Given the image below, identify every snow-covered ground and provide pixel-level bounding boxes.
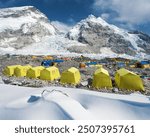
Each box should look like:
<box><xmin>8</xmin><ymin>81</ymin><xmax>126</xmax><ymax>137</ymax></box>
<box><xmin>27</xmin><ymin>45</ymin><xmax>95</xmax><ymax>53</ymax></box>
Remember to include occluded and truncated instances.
<box><xmin>0</xmin><ymin>34</ymin><xmax>143</xmax><ymax>60</ymax></box>
<box><xmin>0</xmin><ymin>84</ymin><xmax>150</xmax><ymax>120</ymax></box>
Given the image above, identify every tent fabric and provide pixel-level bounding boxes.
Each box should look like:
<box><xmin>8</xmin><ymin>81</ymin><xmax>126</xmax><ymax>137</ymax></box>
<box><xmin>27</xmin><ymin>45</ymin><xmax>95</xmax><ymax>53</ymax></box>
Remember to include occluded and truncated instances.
<box><xmin>136</xmin><ymin>61</ymin><xmax>150</xmax><ymax>68</ymax></box>
<box><xmin>14</xmin><ymin>65</ymin><xmax>32</xmax><ymax>77</ymax></box>
<box><xmin>26</xmin><ymin>66</ymin><xmax>44</xmax><ymax>78</ymax></box>
<box><xmin>3</xmin><ymin>65</ymin><xmax>21</xmax><ymax>76</ymax></box>
<box><xmin>140</xmin><ymin>61</ymin><xmax>149</xmax><ymax>65</ymax></box>
<box><xmin>141</xmin><ymin>64</ymin><xmax>150</xmax><ymax>68</ymax></box>
<box><xmin>92</xmin><ymin>68</ymin><xmax>112</xmax><ymax>89</ymax></box>
<box><xmin>115</xmin><ymin>68</ymin><xmax>144</xmax><ymax>91</ymax></box>
<box><xmin>60</xmin><ymin>67</ymin><xmax>81</xmax><ymax>85</ymax></box>
<box><xmin>40</xmin><ymin>67</ymin><xmax>60</xmax><ymax>81</ymax></box>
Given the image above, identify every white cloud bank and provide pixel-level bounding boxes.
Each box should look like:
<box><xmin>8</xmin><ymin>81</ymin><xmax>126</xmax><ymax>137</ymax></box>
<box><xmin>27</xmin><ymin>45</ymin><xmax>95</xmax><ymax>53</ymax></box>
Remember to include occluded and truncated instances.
<box><xmin>93</xmin><ymin>0</ymin><xmax>150</xmax><ymax>25</ymax></box>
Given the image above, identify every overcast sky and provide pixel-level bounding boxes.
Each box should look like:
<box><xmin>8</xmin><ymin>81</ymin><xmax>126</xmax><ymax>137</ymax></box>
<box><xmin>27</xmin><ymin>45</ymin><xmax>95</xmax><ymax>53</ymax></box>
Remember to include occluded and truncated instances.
<box><xmin>0</xmin><ymin>0</ymin><xmax>150</xmax><ymax>34</ymax></box>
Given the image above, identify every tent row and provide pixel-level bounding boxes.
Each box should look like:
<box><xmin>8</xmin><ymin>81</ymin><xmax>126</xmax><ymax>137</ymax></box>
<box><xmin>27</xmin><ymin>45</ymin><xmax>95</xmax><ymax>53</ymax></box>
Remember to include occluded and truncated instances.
<box><xmin>95</xmin><ymin>68</ymin><xmax>144</xmax><ymax>91</ymax></box>
<box><xmin>3</xmin><ymin>65</ymin><xmax>60</xmax><ymax>81</ymax></box>
<box><xmin>3</xmin><ymin>65</ymin><xmax>80</xmax><ymax>84</ymax></box>
<box><xmin>3</xmin><ymin>65</ymin><xmax>144</xmax><ymax>91</ymax></box>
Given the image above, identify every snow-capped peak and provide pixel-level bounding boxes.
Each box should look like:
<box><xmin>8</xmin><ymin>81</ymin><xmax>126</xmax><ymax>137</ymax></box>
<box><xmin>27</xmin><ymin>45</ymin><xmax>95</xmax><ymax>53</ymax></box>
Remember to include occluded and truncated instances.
<box><xmin>67</xmin><ymin>15</ymin><xmax>150</xmax><ymax>58</ymax></box>
<box><xmin>81</xmin><ymin>15</ymin><xmax>142</xmax><ymax>52</ymax></box>
<box><xmin>0</xmin><ymin>5</ymin><xmax>34</xmax><ymax>11</ymax></box>
<box><xmin>85</xmin><ymin>14</ymin><xmax>109</xmax><ymax>26</ymax></box>
<box><xmin>0</xmin><ymin>6</ymin><xmax>149</xmax><ymax>59</ymax></box>
<box><xmin>0</xmin><ymin>6</ymin><xmax>58</xmax><ymax>48</ymax></box>
<box><xmin>77</xmin><ymin>14</ymin><xmax>110</xmax><ymax>28</ymax></box>
<box><xmin>0</xmin><ymin>6</ymin><xmax>57</xmax><ymax>35</ymax></box>
<box><xmin>67</xmin><ymin>15</ymin><xmax>111</xmax><ymax>40</ymax></box>
<box><xmin>0</xmin><ymin>6</ymin><xmax>41</xmax><ymax>18</ymax></box>
<box><xmin>85</xmin><ymin>14</ymin><xmax>97</xmax><ymax>21</ymax></box>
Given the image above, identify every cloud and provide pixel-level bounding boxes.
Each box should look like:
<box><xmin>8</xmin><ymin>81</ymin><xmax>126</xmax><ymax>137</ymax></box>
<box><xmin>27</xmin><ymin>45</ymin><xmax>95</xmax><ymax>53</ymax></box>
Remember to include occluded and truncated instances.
<box><xmin>51</xmin><ymin>21</ymin><xmax>72</xmax><ymax>33</ymax></box>
<box><xmin>93</xmin><ymin>0</ymin><xmax>150</xmax><ymax>25</ymax></box>
<box><xmin>67</xmin><ymin>17</ymin><xmax>76</xmax><ymax>25</ymax></box>
<box><xmin>101</xmin><ymin>13</ymin><xmax>110</xmax><ymax>20</ymax></box>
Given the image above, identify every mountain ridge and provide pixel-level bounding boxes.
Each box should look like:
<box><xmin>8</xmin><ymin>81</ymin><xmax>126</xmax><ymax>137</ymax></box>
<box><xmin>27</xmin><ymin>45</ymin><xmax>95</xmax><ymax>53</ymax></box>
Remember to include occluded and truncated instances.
<box><xmin>0</xmin><ymin>6</ymin><xmax>149</xmax><ymax>59</ymax></box>
<box><xmin>0</xmin><ymin>6</ymin><xmax>57</xmax><ymax>50</ymax></box>
<box><xmin>67</xmin><ymin>14</ymin><xmax>150</xmax><ymax>57</ymax></box>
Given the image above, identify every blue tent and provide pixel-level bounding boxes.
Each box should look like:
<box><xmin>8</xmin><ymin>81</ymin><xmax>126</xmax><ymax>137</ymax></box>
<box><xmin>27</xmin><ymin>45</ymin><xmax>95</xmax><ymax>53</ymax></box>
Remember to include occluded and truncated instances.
<box><xmin>41</xmin><ymin>59</ymin><xmax>64</xmax><ymax>67</ymax></box>
<box><xmin>140</xmin><ymin>60</ymin><xmax>149</xmax><ymax>65</ymax></box>
<box><xmin>85</xmin><ymin>62</ymin><xmax>97</xmax><ymax>66</ymax></box>
<box><xmin>41</xmin><ymin>60</ymin><xmax>53</xmax><ymax>67</ymax></box>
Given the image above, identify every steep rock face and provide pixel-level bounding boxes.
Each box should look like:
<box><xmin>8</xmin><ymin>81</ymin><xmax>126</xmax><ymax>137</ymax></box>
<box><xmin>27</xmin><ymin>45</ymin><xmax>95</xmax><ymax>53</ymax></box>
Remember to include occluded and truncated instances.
<box><xmin>67</xmin><ymin>15</ymin><xmax>150</xmax><ymax>56</ymax></box>
<box><xmin>128</xmin><ymin>31</ymin><xmax>150</xmax><ymax>54</ymax></box>
<box><xmin>0</xmin><ymin>6</ymin><xmax>57</xmax><ymax>49</ymax></box>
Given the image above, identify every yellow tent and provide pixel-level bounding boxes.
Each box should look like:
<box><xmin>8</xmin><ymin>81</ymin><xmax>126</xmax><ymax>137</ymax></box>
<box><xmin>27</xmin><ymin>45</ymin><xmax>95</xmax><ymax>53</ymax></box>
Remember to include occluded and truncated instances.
<box><xmin>115</xmin><ymin>68</ymin><xmax>144</xmax><ymax>91</ymax></box>
<box><xmin>141</xmin><ymin>64</ymin><xmax>150</xmax><ymax>69</ymax></box>
<box><xmin>14</xmin><ymin>65</ymin><xmax>32</xmax><ymax>77</ymax></box>
<box><xmin>40</xmin><ymin>66</ymin><xmax>60</xmax><ymax>81</ymax></box>
<box><xmin>3</xmin><ymin>65</ymin><xmax>21</xmax><ymax>76</ymax></box>
<box><xmin>26</xmin><ymin>66</ymin><xmax>44</xmax><ymax>78</ymax></box>
<box><xmin>92</xmin><ymin>68</ymin><xmax>112</xmax><ymax>89</ymax></box>
<box><xmin>60</xmin><ymin>67</ymin><xmax>81</xmax><ymax>85</ymax></box>
<box><xmin>43</xmin><ymin>55</ymin><xmax>53</xmax><ymax>60</ymax></box>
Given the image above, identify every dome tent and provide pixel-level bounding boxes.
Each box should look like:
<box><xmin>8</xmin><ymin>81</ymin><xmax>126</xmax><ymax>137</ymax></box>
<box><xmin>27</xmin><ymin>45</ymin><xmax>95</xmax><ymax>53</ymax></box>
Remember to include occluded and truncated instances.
<box><xmin>40</xmin><ymin>66</ymin><xmax>60</xmax><ymax>81</ymax></box>
<box><xmin>92</xmin><ymin>68</ymin><xmax>112</xmax><ymax>89</ymax></box>
<box><xmin>115</xmin><ymin>68</ymin><xmax>144</xmax><ymax>91</ymax></box>
<box><xmin>60</xmin><ymin>67</ymin><xmax>81</xmax><ymax>85</ymax></box>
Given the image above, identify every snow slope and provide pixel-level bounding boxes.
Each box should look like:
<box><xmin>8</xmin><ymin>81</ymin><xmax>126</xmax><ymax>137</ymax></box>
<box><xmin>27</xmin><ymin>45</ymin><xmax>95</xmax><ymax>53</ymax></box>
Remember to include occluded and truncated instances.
<box><xmin>0</xmin><ymin>84</ymin><xmax>150</xmax><ymax>120</ymax></box>
<box><xmin>0</xmin><ymin>35</ymin><xmax>87</xmax><ymax>56</ymax></box>
<box><xmin>0</xmin><ymin>6</ymin><xmax>56</xmax><ymax>34</ymax></box>
<box><xmin>67</xmin><ymin>15</ymin><xmax>150</xmax><ymax>58</ymax></box>
<box><xmin>0</xmin><ymin>7</ymin><xmax>149</xmax><ymax>60</ymax></box>
<box><xmin>0</xmin><ymin>6</ymin><xmax>57</xmax><ymax>52</ymax></box>
<box><xmin>68</xmin><ymin>15</ymin><xmax>142</xmax><ymax>51</ymax></box>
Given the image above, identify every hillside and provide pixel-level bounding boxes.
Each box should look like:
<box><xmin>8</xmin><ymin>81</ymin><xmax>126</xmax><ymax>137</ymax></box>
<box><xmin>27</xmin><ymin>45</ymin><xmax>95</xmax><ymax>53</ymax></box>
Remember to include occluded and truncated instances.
<box><xmin>0</xmin><ymin>84</ymin><xmax>150</xmax><ymax>120</ymax></box>
<box><xmin>67</xmin><ymin>15</ymin><xmax>150</xmax><ymax>57</ymax></box>
<box><xmin>0</xmin><ymin>6</ymin><xmax>149</xmax><ymax>59</ymax></box>
<box><xmin>0</xmin><ymin>6</ymin><xmax>57</xmax><ymax>52</ymax></box>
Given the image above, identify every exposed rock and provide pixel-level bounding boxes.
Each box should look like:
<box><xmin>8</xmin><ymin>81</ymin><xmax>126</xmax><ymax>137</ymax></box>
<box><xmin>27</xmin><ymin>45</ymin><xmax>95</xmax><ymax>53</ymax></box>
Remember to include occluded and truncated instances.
<box><xmin>112</xmin><ymin>88</ymin><xmax>119</xmax><ymax>93</ymax></box>
<box><xmin>0</xmin><ymin>76</ymin><xmax>4</xmax><ymax>84</ymax></box>
<box><xmin>67</xmin><ymin>15</ymin><xmax>150</xmax><ymax>56</ymax></box>
<box><xmin>0</xmin><ymin>6</ymin><xmax>57</xmax><ymax>50</ymax></box>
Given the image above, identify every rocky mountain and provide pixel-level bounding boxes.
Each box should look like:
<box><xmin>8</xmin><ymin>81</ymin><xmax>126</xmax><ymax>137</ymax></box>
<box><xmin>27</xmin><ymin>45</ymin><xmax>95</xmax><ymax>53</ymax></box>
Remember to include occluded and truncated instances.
<box><xmin>0</xmin><ymin>6</ymin><xmax>149</xmax><ymax>59</ymax></box>
<box><xmin>0</xmin><ymin>6</ymin><xmax>57</xmax><ymax>50</ymax></box>
<box><xmin>0</xmin><ymin>6</ymin><xmax>87</xmax><ymax>55</ymax></box>
<box><xmin>67</xmin><ymin>15</ymin><xmax>150</xmax><ymax>57</ymax></box>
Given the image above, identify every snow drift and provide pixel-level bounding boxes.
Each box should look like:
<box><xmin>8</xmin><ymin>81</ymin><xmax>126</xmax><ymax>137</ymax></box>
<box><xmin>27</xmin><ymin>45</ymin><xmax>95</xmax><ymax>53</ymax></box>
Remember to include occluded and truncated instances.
<box><xmin>0</xmin><ymin>84</ymin><xmax>150</xmax><ymax>120</ymax></box>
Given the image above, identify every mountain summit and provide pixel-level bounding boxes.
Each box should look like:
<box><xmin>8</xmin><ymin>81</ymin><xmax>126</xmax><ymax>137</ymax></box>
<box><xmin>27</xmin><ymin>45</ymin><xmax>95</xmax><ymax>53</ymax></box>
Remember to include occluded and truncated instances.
<box><xmin>0</xmin><ymin>6</ymin><xmax>57</xmax><ymax>50</ymax></box>
<box><xmin>0</xmin><ymin>7</ymin><xmax>149</xmax><ymax>59</ymax></box>
<box><xmin>67</xmin><ymin>15</ymin><xmax>150</xmax><ymax>57</ymax></box>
